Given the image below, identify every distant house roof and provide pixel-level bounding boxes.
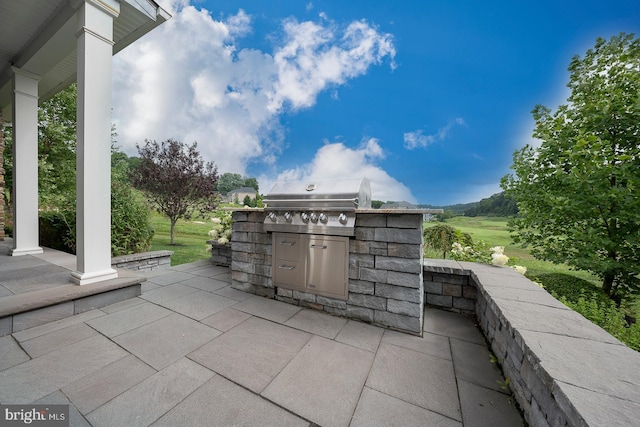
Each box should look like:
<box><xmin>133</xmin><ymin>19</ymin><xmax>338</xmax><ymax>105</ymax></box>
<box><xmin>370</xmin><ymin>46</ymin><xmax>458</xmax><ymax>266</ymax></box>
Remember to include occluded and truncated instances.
<box><xmin>380</xmin><ymin>201</ymin><xmax>418</xmax><ymax>209</ymax></box>
<box><xmin>228</xmin><ymin>187</ymin><xmax>257</xmax><ymax>195</ymax></box>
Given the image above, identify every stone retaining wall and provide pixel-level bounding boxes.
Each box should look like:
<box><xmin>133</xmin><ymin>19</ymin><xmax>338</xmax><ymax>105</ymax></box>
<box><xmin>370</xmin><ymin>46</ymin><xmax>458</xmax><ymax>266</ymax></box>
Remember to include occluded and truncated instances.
<box><xmin>111</xmin><ymin>250</ymin><xmax>173</xmax><ymax>272</ymax></box>
<box><xmin>0</xmin><ymin>114</ymin><xmax>5</xmax><ymax>241</ymax></box>
<box><xmin>424</xmin><ymin>259</ymin><xmax>640</xmax><ymax>427</ymax></box>
<box><xmin>208</xmin><ymin>240</ymin><xmax>232</xmax><ymax>266</ymax></box>
<box><xmin>229</xmin><ymin>210</ymin><xmax>424</xmax><ymax>334</ymax></box>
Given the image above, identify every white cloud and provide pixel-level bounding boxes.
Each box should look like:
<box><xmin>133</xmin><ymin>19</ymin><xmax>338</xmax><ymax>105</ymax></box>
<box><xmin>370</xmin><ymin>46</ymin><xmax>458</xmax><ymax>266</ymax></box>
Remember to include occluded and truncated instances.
<box><xmin>112</xmin><ymin>1</ymin><xmax>396</xmax><ymax>181</ymax></box>
<box><xmin>403</xmin><ymin>118</ymin><xmax>465</xmax><ymax>150</ymax></box>
<box><xmin>259</xmin><ymin>138</ymin><xmax>416</xmax><ymax>203</ymax></box>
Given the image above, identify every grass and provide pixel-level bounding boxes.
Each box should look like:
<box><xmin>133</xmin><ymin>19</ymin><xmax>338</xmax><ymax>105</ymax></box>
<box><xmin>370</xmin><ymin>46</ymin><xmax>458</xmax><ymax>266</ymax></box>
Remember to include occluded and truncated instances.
<box><xmin>424</xmin><ymin>216</ymin><xmax>600</xmax><ymax>285</ymax></box>
<box><xmin>148</xmin><ymin>211</ymin><xmax>213</xmax><ymax>266</ymax></box>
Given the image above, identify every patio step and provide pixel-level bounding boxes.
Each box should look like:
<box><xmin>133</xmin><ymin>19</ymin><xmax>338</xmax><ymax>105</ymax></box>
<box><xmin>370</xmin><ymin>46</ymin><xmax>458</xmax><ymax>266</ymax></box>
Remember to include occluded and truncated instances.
<box><xmin>0</xmin><ymin>271</ymin><xmax>144</xmax><ymax>336</ymax></box>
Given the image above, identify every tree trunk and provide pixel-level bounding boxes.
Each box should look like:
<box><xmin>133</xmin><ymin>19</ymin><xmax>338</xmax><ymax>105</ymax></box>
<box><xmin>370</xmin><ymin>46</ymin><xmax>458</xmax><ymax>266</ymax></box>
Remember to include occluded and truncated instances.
<box><xmin>170</xmin><ymin>218</ymin><xmax>177</xmax><ymax>245</ymax></box>
<box><xmin>602</xmin><ymin>271</ymin><xmax>622</xmax><ymax>307</ymax></box>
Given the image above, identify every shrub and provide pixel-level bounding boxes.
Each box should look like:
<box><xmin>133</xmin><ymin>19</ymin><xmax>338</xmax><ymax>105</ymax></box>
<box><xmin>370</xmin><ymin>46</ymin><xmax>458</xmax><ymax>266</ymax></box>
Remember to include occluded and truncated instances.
<box><xmin>532</xmin><ymin>273</ymin><xmax>610</xmax><ymax>305</ymax></box>
<box><xmin>39</xmin><ymin>210</ymin><xmax>76</xmax><ymax>254</ymax></box>
<box><xmin>206</xmin><ymin>210</ymin><xmax>232</xmax><ymax>247</ymax></box>
<box><xmin>111</xmin><ymin>180</ymin><xmax>154</xmax><ymax>256</ymax></box>
<box><xmin>424</xmin><ymin>224</ymin><xmax>472</xmax><ymax>258</ymax></box>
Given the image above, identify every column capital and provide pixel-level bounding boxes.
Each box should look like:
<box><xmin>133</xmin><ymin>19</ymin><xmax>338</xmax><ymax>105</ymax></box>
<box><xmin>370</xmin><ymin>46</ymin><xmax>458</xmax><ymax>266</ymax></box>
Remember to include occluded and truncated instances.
<box><xmin>70</xmin><ymin>0</ymin><xmax>121</xmax><ymax>19</ymax></box>
<box><xmin>10</xmin><ymin>67</ymin><xmax>41</xmax><ymax>82</ymax></box>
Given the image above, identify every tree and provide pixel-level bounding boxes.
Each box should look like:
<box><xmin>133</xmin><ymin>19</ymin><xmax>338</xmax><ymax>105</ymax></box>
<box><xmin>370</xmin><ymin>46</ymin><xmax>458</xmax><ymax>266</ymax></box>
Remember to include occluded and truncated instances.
<box><xmin>131</xmin><ymin>139</ymin><xmax>219</xmax><ymax>245</ymax></box>
<box><xmin>501</xmin><ymin>33</ymin><xmax>640</xmax><ymax>303</ymax></box>
<box><xmin>243</xmin><ymin>177</ymin><xmax>259</xmax><ymax>192</ymax></box>
<box><xmin>217</xmin><ymin>173</ymin><xmax>244</xmax><ymax>195</ymax></box>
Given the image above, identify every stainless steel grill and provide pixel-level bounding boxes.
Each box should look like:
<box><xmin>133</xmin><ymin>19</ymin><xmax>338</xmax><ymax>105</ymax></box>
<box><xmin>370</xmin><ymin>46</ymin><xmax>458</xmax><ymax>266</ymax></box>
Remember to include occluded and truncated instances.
<box><xmin>263</xmin><ymin>177</ymin><xmax>371</xmax><ymax>237</ymax></box>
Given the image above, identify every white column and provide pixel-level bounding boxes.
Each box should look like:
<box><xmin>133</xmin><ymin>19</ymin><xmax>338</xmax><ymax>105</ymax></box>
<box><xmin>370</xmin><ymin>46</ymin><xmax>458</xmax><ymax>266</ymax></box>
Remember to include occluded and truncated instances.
<box><xmin>10</xmin><ymin>67</ymin><xmax>43</xmax><ymax>256</ymax></box>
<box><xmin>70</xmin><ymin>0</ymin><xmax>120</xmax><ymax>285</ymax></box>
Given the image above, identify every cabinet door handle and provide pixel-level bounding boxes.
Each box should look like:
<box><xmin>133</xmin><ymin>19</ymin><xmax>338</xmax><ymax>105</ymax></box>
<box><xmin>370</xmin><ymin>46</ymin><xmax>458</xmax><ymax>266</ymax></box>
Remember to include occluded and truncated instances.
<box><xmin>278</xmin><ymin>265</ymin><xmax>295</xmax><ymax>270</ymax></box>
<box><xmin>310</xmin><ymin>244</ymin><xmax>327</xmax><ymax>249</ymax></box>
<box><xmin>279</xmin><ymin>241</ymin><xmax>295</xmax><ymax>246</ymax></box>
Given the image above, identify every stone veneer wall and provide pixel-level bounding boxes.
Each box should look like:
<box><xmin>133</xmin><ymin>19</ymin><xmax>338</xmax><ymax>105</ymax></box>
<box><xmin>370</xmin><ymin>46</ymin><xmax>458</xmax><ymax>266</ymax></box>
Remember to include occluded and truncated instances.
<box><xmin>229</xmin><ymin>210</ymin><xmax>425</xmax><ymax>335</ymax></box>
<box><xmin>208</xmin><ymin>240</ymin><xmax>232</xmax><ymax>266</ymax></box>
<box><xmin>111</xmin><ymin>250</ymin><xmax>173</xmax><ymax>272</ymax></box>
<box><xmin>424</xmin><ymin>259</ymin><xmax>640</xmax><ymax>427</ymax></box>
<box><xmin>0</xmin><ymin>115</ymin><xmax>5</xmax><ymax>241</ymax></box>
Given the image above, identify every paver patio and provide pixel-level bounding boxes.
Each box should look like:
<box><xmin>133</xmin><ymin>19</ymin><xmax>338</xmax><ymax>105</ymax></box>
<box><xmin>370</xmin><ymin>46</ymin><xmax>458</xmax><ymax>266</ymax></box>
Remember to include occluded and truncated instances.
<box><xmin>0</xmin><ymin>258</ymin><xmax>524</xmax><ymax>426</ymax></box>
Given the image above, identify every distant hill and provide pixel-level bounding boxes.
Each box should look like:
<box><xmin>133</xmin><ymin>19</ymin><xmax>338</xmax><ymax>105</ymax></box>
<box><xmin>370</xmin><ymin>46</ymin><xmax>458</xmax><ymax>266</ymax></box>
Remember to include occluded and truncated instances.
<box><xmin>419</xmin><ymin>191</ymin><xmax>518</xmax><ymax>217</ymax></box>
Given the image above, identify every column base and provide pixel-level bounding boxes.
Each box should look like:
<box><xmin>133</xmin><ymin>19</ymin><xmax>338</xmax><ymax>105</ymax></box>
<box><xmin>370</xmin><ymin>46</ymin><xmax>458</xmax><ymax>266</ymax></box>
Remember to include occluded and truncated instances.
<box><xmin>10</xmin><ymin>247</ymin><xmax>44</xmax><ymax>256</ymax></box>
<box><xmin>70</xmin><ymin>268</ymin><xmax>118</xmax><ymax>285</ymax></box>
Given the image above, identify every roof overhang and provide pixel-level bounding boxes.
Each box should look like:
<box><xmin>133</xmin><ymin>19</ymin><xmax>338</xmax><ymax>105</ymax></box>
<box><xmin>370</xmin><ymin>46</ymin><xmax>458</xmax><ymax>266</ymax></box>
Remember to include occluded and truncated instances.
<box><xmin>0</xmin><ymin>0</ymin><xmax>170</xmax><ymax>122</ymax></box>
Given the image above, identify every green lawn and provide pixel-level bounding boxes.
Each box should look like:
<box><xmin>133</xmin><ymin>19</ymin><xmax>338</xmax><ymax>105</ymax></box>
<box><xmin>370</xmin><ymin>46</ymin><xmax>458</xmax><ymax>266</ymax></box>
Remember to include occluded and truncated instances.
<box><xmin>424</xmin><ymin>216</ymin><xmax>600</xmax><ymax>284</ymax></box>
<box><xmin>148</xmin><ymin>211</ymin><xmax>213</xmax><ymax>266</ymax></box>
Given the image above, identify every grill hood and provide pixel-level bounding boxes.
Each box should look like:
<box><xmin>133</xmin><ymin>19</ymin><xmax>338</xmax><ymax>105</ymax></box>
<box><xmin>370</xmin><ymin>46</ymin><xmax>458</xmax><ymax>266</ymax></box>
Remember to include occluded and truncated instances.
<box><xmin>264</xmin><ymin>177</ymin><xmax>371</xmax><ymax>211</ymax></box>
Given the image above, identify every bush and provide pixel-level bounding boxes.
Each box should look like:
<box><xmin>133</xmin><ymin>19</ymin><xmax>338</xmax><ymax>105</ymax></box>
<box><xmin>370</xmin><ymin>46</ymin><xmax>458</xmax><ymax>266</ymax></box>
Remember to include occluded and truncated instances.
<box><xmin>39</xmin><ymin>210</ymin><xmax>76</xmax><ymax>254</ymax></box>
<box><xmin>532</xmin><ymin>273</ymin><xmax>610</xmax><ymax>305</ymax></box>
<box><xmin>37</xmin><ymin>182</ymin><xmax>154</xmax><ymax>257</ymax></box>
<box><xmin>424</xmin><ymin>224</ymin><xmax>472</xmax><ymax>259</ymax></box>
<box><xmin>111</xmin><ymin>180</ymin><xmax>154</xmax><ymax>256</ymax></box>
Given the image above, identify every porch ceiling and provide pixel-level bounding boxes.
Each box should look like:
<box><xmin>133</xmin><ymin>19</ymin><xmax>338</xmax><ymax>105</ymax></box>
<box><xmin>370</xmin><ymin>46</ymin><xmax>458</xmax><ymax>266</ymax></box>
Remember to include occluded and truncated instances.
<box><xmin>0</xmin><ymin>0</ymin><xmax>170</xmax><ymax>121</ymax></box>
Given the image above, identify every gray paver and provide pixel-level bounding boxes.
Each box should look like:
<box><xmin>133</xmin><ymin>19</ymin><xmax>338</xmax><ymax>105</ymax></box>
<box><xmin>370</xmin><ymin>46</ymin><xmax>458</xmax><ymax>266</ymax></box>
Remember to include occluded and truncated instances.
<box><xmin>366</xmin><ymin>342</ymin><xmax>462</xmax><ymax>421</ymax></box>
<box><xmin>382</xmin><ymin>329</ymin><xmax>452</xmax><ymax>360</ymax></box>
<box><xmin>151</xmin><ymin>374</ymin><xmax>308</xmax><ymax>427</ymax></box>
<box><xmin>0</xmin><ymin>335</ymin><xmax>128</xmax><ymax>403</ymax></box>
<box><xmin>178</xmin><ymin>276</ymin><xmax>228</xmax><ymax>292</ymax></box>
<box><xmin>0</xmin><ymin>335</ymin><xmax>30</xmax><ymax>371</ymax></box>
<box><xmin>12</xmin><ymin>309</ymin><xmax>104</xmax><ymax>342</ymax></box>
<box><xmin>146</xmin><ymin>271</ymin><xmax>194</xmax><ymax>286</ymax></box>
<box><xmin>98</xmin><ymin>296</ymin><xmax>145</xmax><ymax>314</ymax></box>
<box><xmin>518</xmin><ymin>329</ymin><xmax>640</xmax><ymax>403</ymax></box>
<box><xmin>21</xmin><ymin>323</ymin><xmax>97</xmax><ymax>358</ymax></box>
<box><xmin>284</xmin><ymin>308</ymin><xmax>349</xmax><ymax>339</ymax></box>
<box><xmin>189</xmin><ymin>316</ymin><xmax>311</xmax><ymax>393</ymax></box>
<box><xmin>458</xmin><ymin>380</ymin><xmax>524</xmax><ymax>427</ymax></box>
<box><xmin>213</xmin><ymin>285</ymin><xmax>255</xmax><ymax>301</ymax></box>
<box><xmin>140</xmin><ymin>283</ymin><xmax>200</xmax><ymax>303</ymax></box>
<box><xmin>351</xmin><ymin>387</ymin><xmax>462</xmax><ymax>427</ymax></box>
<box><xmin>155</xmin><ymin>290</ymin><xmax>237</xmax><ymax>320</ymax></box>
<box><xmin>424</xmin><ymin>309</ymin><xmax>484</xmax><ymax>344</ymax></box>
<box><xmin>62</xmin><ymin>354</ymin><xmax>157</xmax><ymax>414</ymax></box>
<box><xmin>86</xmin><ymin>358</ymin><xmax>213</xmax><ymax>427</ymax></box>
<box><xmin>233</xmin><ymin>295</ymin><xmax>302</xmax><ymax>323</ymax></box>
<box><xmin>494</xmin><ymin>297</ymin><xmax>620</xmax><ymax>343</ymax></box>
<box><xmin>450</xmin><ymin>337</ymin><xmax>507</xmax><ymax>393</ymax></box>
<box><xmin>335</xmin><ymin>320</ymin><xmax>384</xmax><ymax>352</ymax></box>
<box><xmin>263</xmin><ymin>335</ymin><xmax>374</xmax><ymax>427</ymax></box>
<box><xmin>555</xmin><ymin>381</ymin><xmax>640</xmax><ymax>427</ymax></box>
<box><xmin>35</xmin><ymin>390</ymin><xmax>91</xmax><ymax>427</ymax></box>
<box><xmin>86</xmin><ymin>301</ymin><xmax>172</xmax><ymax>338</ymax></box>
<box><xmin>200</xmin><ymin>307</ymin><xmax>252</xmax><ymax>332</ymax></box>
<box><xmin>114</xmin><ymin>313</ymin><xmax>220</xmax><ymax>370</ymax></box>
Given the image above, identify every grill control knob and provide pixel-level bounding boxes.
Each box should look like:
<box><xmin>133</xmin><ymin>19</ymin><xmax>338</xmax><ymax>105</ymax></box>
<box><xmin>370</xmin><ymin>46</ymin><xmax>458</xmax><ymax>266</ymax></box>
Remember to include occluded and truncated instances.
<box><xmin>338</xmin><ymin>213</ymin><xmax>348</xmax><ymax>224</ymax></box>
<box><xmin>319</xmin><ymin>213</ymin><xmax>328</xmax><ymax>223</ymax></box>
<box><xmin>283</xmin><ymin>212</ymin><xmax>292</xmax><ymax>222</ymax></box>
<box><xmin>267</xmin><ymin>212</ymin><xmax>277</xmax><ymax>222</ymax></box>
<box><xmin>301</xmin><ymin>212</ymin><xmax>310</xmax><ymax>223</ymax></box>
<box><xmin>310</xmin><ymin>212</ymin><xmax>318</xmax><ymax>223</ymax></box>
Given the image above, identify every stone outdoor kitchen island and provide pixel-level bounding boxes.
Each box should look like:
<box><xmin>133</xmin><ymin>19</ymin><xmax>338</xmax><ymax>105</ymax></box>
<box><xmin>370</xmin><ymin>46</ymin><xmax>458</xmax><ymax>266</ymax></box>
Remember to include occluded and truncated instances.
<box><xmin>227</xmin><ymin>208</ymin><xmax>428</xmax><ymax>335</ymax></box>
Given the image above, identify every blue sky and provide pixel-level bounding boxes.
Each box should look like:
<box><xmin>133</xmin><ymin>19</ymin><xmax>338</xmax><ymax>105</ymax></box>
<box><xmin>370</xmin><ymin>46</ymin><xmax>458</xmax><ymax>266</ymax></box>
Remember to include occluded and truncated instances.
<box><xmin>111</xmin><ymin>0</ymin><xmax>640</xmax><ymax>205</ymax></box>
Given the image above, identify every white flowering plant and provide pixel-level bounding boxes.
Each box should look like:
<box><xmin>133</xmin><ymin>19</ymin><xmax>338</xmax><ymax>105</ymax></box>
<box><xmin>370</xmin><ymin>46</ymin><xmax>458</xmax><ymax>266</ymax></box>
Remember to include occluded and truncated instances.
<box><xmin>450</xmin><ymin>241</ymin><xmax>527</xmax><ymax>274</ymax></box>
<box><xmin>206</xmin><ymin>210</ymin><xmax>232</xmax><ymax>249</ymax></box>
